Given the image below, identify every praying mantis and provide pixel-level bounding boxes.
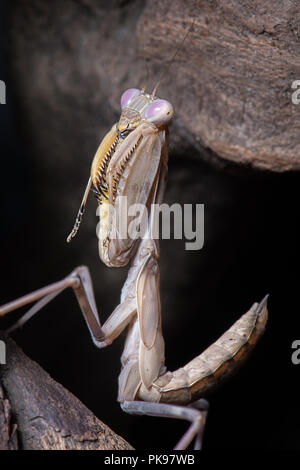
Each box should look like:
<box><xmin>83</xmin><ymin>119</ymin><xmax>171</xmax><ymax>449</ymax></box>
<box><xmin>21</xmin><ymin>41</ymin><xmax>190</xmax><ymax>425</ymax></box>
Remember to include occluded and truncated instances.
<box><xmin>0</xmin><ymin>31</ymin><xmax>268</xmax><ymax>450</ymax></box>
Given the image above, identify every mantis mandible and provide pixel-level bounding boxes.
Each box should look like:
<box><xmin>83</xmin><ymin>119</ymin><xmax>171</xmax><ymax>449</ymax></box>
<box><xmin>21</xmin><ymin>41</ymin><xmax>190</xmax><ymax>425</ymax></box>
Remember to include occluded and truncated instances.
<box><xmin>0</xmin><ymin>29</ymin><xmax>268</xmax><ymax>450</ymax></box>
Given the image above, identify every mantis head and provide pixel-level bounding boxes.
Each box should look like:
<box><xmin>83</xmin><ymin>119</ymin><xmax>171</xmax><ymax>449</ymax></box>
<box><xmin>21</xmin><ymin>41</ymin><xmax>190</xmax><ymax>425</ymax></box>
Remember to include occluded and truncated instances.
<box><xmin>117</xmin><ymin>88</ymin><xmax>174</xmax><ymax>137</ymax></box>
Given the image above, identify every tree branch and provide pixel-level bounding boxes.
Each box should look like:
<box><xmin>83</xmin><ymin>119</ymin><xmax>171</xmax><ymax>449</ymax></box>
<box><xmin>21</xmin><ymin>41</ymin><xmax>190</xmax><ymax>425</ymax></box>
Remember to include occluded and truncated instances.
<box><xmin>0</xmin><ymin>332</ymin><xmax>133</xmax><ymax>450</ymax></box>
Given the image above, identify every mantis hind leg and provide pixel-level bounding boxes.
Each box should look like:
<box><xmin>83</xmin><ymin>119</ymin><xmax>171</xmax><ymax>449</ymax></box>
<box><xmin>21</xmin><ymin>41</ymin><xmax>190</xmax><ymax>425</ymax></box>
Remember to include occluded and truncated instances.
<box><xmin>121</xmin><ymin>398</ymin><xmax>209</xmax><ymax>450</ymax></box>
<box><xmin>189</xmin><ymin>398</ymin><xmax>209</xmax><ymax>450</ymax></box>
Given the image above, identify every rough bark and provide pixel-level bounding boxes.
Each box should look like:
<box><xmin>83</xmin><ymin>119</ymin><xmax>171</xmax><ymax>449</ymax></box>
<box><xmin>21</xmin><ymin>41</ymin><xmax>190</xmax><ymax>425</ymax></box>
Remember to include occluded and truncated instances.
<box><xmin>139</xmin><ymin>0</ymin><xmax>300</xmax><ymax>171</ymax></box>
<box><xmin>5</xmin><ymin>0</ymin><xmax>300</xmax><ymax>172</ymax></box>
<box><xmin>0</xmin><ymin>332</ymin><xmax>133</xmax><ymax>450</ymax></box>
<box><xmin>0</xmin><ymin>384</ymin><xmax>18</xmax><ymax>450</ymax></box>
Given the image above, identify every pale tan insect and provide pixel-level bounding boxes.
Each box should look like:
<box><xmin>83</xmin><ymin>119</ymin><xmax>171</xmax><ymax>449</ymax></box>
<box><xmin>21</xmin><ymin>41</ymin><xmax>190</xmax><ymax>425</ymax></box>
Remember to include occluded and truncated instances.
<box><xmin>0</xmin><ymin>34</ymin><xmax>268</xmax><ymax>450</ymax></box>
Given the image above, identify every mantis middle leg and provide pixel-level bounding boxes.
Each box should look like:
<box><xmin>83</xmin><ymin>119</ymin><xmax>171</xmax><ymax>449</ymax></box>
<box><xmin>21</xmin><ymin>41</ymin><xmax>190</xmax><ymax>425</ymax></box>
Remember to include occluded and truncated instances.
<box><xmin>0</xmin><ymin>266</ymin><xmax>136</xmax><ymax>348</ymax></box>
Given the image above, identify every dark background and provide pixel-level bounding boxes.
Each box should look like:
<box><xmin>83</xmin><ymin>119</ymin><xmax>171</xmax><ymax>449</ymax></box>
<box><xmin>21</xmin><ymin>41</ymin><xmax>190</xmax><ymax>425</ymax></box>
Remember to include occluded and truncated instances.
<box><xmin>1</xmin><ymin>0</ymin><xmax>300</xmax><ymax>450</ymax></box>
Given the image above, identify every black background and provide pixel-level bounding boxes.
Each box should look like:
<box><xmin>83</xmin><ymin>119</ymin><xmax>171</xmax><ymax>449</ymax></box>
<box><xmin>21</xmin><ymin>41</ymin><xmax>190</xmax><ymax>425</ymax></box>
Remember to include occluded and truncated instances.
<box><xmin>1</xmin><ymin>0</ymin><xmax>300</xmax><ymax>450</ymax></box>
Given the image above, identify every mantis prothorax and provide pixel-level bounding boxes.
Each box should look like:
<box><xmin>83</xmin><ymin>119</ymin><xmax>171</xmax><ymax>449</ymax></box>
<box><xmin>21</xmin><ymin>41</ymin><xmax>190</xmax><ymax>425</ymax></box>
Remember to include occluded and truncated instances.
<box><xmin>0</xmin><ymin>41</ymin><xmax>268</xmax><ymax>450</ymax></box>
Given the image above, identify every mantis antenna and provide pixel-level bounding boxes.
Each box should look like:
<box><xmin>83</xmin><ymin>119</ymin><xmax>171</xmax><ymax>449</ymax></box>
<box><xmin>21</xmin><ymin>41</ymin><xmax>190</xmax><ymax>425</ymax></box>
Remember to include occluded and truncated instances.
<box><xmin>151</xmin><ymin>18</ymin><xmax>195</xmax><ymax>98</ymax></box>
<box><xmin>141</xmin><ymin>57</ymin><xmax>150</xmax><ymax>93</ymax></box>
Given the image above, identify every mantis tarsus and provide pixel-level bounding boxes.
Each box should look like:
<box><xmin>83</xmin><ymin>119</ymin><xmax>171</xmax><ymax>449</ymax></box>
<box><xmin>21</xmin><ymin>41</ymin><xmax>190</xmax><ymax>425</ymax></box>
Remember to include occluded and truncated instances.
<box><xmin>0</xmin><ymin>35</ymin><xmax>268</xmax><ymax>450</ymax></box>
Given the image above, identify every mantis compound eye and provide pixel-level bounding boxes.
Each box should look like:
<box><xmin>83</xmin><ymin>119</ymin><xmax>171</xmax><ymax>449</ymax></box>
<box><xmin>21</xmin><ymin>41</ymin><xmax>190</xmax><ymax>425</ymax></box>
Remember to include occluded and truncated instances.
<box><xmin>144</xmin><ymin>99</ymin><xmax>174</xmax><ymax>125</ymax></box>
<box><xmin>120</xmin><ymin>88</ymin><xmax>140</xmax><ymax>108</ymax></box>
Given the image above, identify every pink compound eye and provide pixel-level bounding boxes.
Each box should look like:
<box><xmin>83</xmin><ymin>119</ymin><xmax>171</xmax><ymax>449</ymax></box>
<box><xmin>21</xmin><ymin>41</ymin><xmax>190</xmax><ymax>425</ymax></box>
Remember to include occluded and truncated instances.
<box><xmin>144</xmin><ymin>99</ymin><xmax>174</xmax><ymax>125</ymax></box>
<box><xmin>120</xmin><ymin>88</ymin><xmax>140</xmax><ymax>108</ymax></box>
